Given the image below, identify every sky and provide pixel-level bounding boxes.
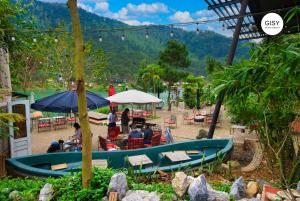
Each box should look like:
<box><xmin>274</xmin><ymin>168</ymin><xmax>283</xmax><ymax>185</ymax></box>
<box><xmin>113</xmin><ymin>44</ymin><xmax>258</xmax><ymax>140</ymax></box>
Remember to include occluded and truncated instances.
<box><xmin>40</xmin><ymin>0</ymin><xmax>232</xmax><ymax>36</ymax></box>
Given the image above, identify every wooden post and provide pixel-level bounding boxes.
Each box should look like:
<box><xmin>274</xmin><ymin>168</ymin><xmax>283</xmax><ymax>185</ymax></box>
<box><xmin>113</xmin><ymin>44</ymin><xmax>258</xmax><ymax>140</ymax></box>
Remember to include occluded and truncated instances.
<box><xmin>207</xmin><ymin>0</ymin><xmax>249</xmax><ymax>139</ymax></box>
<box><xmin>67</xmin><ymin>0</ymin><xmax>92</xmax><ymax>188</ymax></box>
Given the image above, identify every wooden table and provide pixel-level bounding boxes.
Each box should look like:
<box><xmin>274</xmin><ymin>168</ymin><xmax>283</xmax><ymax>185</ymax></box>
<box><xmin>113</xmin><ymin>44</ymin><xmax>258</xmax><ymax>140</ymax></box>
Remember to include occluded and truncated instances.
<box><xmin>230</xmin><ymin>125</ymin><xmax>246</xmax><ymax>135</ymax></box>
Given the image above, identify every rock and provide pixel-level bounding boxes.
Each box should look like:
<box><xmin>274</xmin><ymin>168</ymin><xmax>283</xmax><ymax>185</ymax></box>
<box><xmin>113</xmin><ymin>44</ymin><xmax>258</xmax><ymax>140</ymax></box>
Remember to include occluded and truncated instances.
<box><xmin>172</xmin><ymin>172</ymin><xmax>190</xmax><ymax>197</ymax></box>
<box><xmin>188</xmin><ymin>174</ymin><xmax>208</xmax><ymax>201</ymax></box>
<box><xmin>208</xmin><ymin>189</ymin><xmax>229</xmax><ymax>201</ymax></box>
<box><xmin>256</xmin><ymin>193</ymin><xmax>261</xmax><ymax>200</ymax></box>
<box><xmin>172</xmin><ymin>194</ymin><xmax>178</xmax><ymax>201</ymax></box>
<box><xmin>230</xmin><ymin>176</ymin><xmax>246</xmax><ymax>200</ymax></box>
<box><xmin>38</xmin><ymin>183</ymin><xmax>54</xmax><ymax>201</ymax></box>
<box><xmin>187</xmin><ymin>176</ymin><xmax>195</xmax><ymax>185</ymax></box>
<box><xmin>266</xmin><ymin>192</ymin><xmax>282</xmax><ymax>201</ymax></box>
<box><xmin>297</xmin><ymin>181</ymin><xmax>300</xmax><ymax>192</ymax></box>
<box><xmin>277</xmin><ymin>190</ymin><xmax>292</xmax><ymax>200</ymax></box>
<box><xmin>122</xmin><ymin>190</ymin><xmax>160</xmax><ymax>201</ymax></box>
<box><xmin>239</xmin><ymin>198</ymin><xmax>259</xmax><ymax>201</ymax></box>
<box><xmin>108</xmin><ymin>173</ymin><xmax>128</xmax><ymax>200</ymax></box>
<box><xmin>291</xmin><ymin>189</ymin><xmax>300</xmax><ymax>197</ymax></box>
<box><xmin>227</xmin><ymin>160</ymin><xmax>241</xmax><ymax>169</ymax></box>
<box><xmin>9</xmin><ymin>190</ymin><xmax>23</xmax><ymax>201</ymax></box>
<box><xmin>246</xmin><ymin>182</ymin><xmax>259</xmax><ymax>197</ymax></box>
<box><xmin>102</xmin><ymin>196</ymin><xmax>108</xmax><ymax>201</ymax></box>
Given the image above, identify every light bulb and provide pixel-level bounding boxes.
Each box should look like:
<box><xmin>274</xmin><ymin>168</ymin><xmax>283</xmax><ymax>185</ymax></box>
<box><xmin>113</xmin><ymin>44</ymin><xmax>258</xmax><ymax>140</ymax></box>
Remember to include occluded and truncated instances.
<box><xmin>54</xmin><ymin>38</ymin><xmax>58</xmax><ymax>43</ymax></box>
<box><xmin>145</xmin><ymin>33</ymin><xmax>149</xmax><ymax>39</ymax></box>
<box><xmin>33</xmin><ymin>38</ymin><xmax>37</xmax><ymax>43</ymax></box>
<box><xmin>170</xmin><ymin>31</ymin><xmax>174</xmax><ymax>38</ymax></box>
<box><xmin>196</xmin><ymin>28</ymin><xmax>200</xmax><ymax>35</ymax></box>
<box><xmin>99</xmin><ymin>37</ymin><xmax>103</xmax><ymax>42</ymax></box>
<box><xmin>121</xmin><ymin>35</ymin><xmax>125</xmax><ymax>41</ymax></box>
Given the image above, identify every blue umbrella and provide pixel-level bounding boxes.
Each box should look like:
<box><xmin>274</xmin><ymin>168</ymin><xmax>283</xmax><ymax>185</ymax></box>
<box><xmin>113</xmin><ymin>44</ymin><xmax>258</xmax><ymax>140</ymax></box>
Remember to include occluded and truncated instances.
<box><xmin>31</xmin><ymin>90</ymin><xmax>109</xmax><ymax>113</ymax></box>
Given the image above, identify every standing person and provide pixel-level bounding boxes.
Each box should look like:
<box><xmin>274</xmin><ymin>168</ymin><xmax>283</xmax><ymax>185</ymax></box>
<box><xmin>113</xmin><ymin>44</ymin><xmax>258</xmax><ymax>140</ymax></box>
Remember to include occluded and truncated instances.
<box><xmin>121</xmin><ymin>108</ymin><xmax>130</xmax><ymax>134</ymax></box>
<box><xmin>73</xmin><ymin>123</ymin><xmax>82</xmax><ymax>145</ymax></box>
<box><xmin>108</xmin><ymin>109</ymin><xmax>118</xmax><ymax>128</ymax></box>
<box><xmin>108</xmin><ymin>84</ymin><xmax>117</xmax><ymax>111</ymax></box>
<box><xmin>143</xmin><ymin>124</ymin><xmax>153</xmax><ymax>144</ymax></box>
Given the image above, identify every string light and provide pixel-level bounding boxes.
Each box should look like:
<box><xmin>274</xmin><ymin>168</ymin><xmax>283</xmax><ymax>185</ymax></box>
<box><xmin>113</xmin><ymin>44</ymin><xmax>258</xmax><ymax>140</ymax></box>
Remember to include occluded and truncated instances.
<box><xmin>121</xmin><ymin>31</ymin><xmax>125</xmax><ymax>41</ymax></box>
<box><xmin>222</xmin><ymin>23</ymin><xmax>225</xmax><ymax>31</ymax></box>
<box><xmin>11</xmin><ymin>37</ymin><xmax>15</xmax><ymax>41</ymax></box>
<box><xmin>145</xmin><ymin>28</ymin><xmax>149</xmax><ymax>39</ymax></box>
<box><xmin>170</xmin><ymin>25</ymin><xmax>174</xmax><ymax>38</ymax></box>
<box><xmin>33</xmin><ymin>38</ymin><xmax>37</xmax><ymax>43</ymax></box>
<box><xmin>99</xmin><ymin>36</ymin><xmax>103</xmax><ymax>42</ymax></box>
<box><xmin>196</xmin><ymin>23</ymin><xmax>200</xmax><ymax>35</ymax></box>
<box><xmin>54</xmin><ymin>38</ymin><xmax>58</xmax><ymax>43</ymax></box>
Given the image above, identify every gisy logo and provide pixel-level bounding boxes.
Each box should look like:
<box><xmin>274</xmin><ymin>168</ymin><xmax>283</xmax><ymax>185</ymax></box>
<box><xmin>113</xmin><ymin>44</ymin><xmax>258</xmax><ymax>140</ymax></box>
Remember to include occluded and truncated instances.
<box><xmin>261</xmin><ymin>13</ymin><xmax>283</xmax><ymax>35</ymax></box>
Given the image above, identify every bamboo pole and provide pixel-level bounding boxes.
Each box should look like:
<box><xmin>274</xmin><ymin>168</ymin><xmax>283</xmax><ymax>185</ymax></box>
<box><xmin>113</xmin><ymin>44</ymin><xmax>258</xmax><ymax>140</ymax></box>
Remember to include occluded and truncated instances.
<box><xmin>67</xmin><ymin>0</ymin><xmax>92</xmax><ymax>188</ymax></box>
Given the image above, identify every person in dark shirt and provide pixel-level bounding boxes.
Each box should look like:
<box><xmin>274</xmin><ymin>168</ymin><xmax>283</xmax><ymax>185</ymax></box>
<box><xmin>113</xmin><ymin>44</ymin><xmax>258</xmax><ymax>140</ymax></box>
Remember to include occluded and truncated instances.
<box><xmin>47</xmin><ymin>141</ymin><xmax>60</xmax><ymax>153</ymax></box>
<box><xmin>121</xmin><ymin>108</ymin><xmax>130</xmax><ymax>134</ymax></box>
<box><xmin>143</xmin><ymin>124</ymin><xmax>153</xmax><ymax>144</ymax></box>
<box><xmin>128</xmin><ymin>124</ymin><xmax>143</xmax><ymax>139</ymax></box>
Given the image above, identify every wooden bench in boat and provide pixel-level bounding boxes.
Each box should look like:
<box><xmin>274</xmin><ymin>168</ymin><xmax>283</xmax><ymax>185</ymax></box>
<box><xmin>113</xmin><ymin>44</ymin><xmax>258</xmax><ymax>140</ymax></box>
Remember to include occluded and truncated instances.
<box><xmin>128</xmin><ymin>155</ymin><xmax>153</xmax><ymax>166</ymax></box>
<box><xmin>51</xmin><ymin>163</ymin><xmax>68</xmax><ymax>171</ymax></box>
<box><xmin>161</xmin><ymin>151</ymin><xmax>191</xmax><ymax>162</ymax></box>
<box><xmin>92</xmin><ymin>160</ymin><xmax>107</xmax><ymax>168</ymax></box>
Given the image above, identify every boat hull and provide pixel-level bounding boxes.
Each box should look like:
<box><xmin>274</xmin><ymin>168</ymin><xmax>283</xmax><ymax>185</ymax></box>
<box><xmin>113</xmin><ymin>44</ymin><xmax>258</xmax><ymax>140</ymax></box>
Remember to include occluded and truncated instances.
<box><xmin>6</xmin><ymin>139</ymin><xmax>233</xmax><ymax>178</ymax></box>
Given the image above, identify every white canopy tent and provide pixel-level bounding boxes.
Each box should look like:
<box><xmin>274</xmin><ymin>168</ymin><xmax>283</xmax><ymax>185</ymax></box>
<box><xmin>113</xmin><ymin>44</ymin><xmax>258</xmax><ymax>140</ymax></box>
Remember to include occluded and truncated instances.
<box><xmin>106</xmin><ymin>90</ymin><xmax>161</xmax><ymax>104</ymax></box>
<box><xmin>106</xmin><ymin>90</ymin><xmax>162</xmax><ymax>116</ymax></box>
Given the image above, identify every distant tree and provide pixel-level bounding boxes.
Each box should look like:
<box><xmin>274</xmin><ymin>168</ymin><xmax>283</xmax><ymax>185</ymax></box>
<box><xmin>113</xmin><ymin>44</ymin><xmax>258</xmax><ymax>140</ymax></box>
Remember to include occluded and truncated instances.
<box><xmin>205</xmin><ymin>56</ymin><xmax>223</xmax><ymax>77</ymax></box>
<box><xmin>159</xmin><ymin>40</ymin><xmax>191</xmax><ymax>110</ymax></box>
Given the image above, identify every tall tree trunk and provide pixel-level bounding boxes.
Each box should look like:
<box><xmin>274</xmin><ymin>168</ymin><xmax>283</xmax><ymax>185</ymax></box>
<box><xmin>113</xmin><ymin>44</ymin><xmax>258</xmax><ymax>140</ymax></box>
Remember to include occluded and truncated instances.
<box><xmin>68</xmin><ymin>0</ymin><xmax>92</xmax><ymax>188</ymax></box>
<box><xmin>167</xmin><ymin>84</ymin><xmax>171</xmax><ymax>111</ymax></box>
<box><xmin>0</xmin><ymin>47</ymin><xmax>12</xmax><ymax>107</ymax></box>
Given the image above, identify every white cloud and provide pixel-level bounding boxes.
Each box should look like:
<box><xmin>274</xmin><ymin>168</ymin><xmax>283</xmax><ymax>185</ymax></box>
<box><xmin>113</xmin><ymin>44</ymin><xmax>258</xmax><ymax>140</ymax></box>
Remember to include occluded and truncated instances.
<box><xmin>122</xmin><ymin>20</ymin><xmax>152</xmax><ymax>26</ymax></box>
<box><xmin>78</xmin><ymin>3</ymin><xmax>94</xmax><ymax>13</ymax></box>
<box><xmin>126</xmin><ymin>3</ymin><xmax>168</xmax><ymax>14</ymax></box>
<box><xmin>169</xmin><ymin>11</ymin><xmax>193</xmax><ymax>23</ymax></box>
<box><xmin>194</xmin><ymin>10</ymin><xmax>217</xmax><ymax>21</ymax></box>
<box><xmin>95</xmin><ymin>2</ymin><xmax>109</xmax><ymax>12</ymax></box>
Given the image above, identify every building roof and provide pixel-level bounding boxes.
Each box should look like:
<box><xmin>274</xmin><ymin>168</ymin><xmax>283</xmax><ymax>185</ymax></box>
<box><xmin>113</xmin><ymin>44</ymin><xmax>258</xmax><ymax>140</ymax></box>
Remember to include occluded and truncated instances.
<box><xmin>204</xmin><ymin>0</ymin><xmax>300</xmax><ymax>40</ymax></box>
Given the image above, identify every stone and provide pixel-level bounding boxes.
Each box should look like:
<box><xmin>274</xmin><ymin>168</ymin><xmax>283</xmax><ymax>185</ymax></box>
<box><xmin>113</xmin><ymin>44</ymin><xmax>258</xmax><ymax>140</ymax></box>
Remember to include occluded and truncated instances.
<box><xmin>256</xmin><ymin>193</ymin><xmax>261</xmax><ymax>200</ymax></box>
<box><xmin>9</xmin><ymin>190</ymin><xmax>23</xmax><ymax>201</ymax></box>
<box><xmin>297</xmin><ymin>181</ymin><xmax>300</xmax><ymax>192</ymax></box>
<box><xmin>122</xmin><ymin>190</ymin><xmax>160</xmax><ymax>201</ymax></box>
<box><xmin>239</xmin><ymin>198</ymin><xmax>259</xmax><ymax>201</ymax></box>
<box><xmin>172</xmin><ymin>172</ymin><xmax>190</xmax><ymax>197</ymax></box>
<box><xmin>108</xmin><ymin>173</ymin><xmax>128</xmax><ymax>200</ymax></box>
<box><xmin>266</xmin><ymin>192</ymin><xmax>282</xmax><ymax>201</ymax></box>
<box><xmin>102</xmin><ymin>196</ymin><xmax>108</xmax><ymax>201</ymax></box>
<box><xmin>246</xmin><ymin>182</ymin><xmax>259</xmax><ymax>197</ymax></box>
<box><xmin>291</xmin><ymin>189</ymin><xmax>300</xmax><ymax>197</ymax></box>
<box><xmin>39</xmin><ymin>183</ymin><xmax>54</xmax><ymax>201</ymax></box>
<box><xmin>277</xmin><ymin>190</ymin><xmax>292</xmax><ymax>200</ymax></box>
<box><xmin>188</xmin><ymin>174</ymin><xmax>208</xmax><ymax>201</ymax></box>
<box><xmin>206</xmin><ymin>183</ymin><xmax>229</xmax><ymax>201</ymax></box>
<box><xmin>227</xmin><ymin>160</ymin><xmax>241</xmax><ymax>169</ymax></box>
<box><xmin>187</xmin><ymin>176</ymin><xmax>195</xmax><ymax>185</ymax></box>
<box><xmin>230</xmin><ymin>176</ymin><xmax>246</xmax><ymax>200</ymax></box>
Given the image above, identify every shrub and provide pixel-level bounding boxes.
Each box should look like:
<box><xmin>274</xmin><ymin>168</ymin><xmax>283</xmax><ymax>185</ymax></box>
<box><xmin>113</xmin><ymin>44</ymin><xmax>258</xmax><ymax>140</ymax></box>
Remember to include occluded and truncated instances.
<box><xmin>96</xmin><ymin>107</ymin><xmax>110</xmax><ymax>114</ymax></box>
<box><xmin>183</xmin><ymin>85</ymin><xmax>196</xmax><ymax>109</ymax></box>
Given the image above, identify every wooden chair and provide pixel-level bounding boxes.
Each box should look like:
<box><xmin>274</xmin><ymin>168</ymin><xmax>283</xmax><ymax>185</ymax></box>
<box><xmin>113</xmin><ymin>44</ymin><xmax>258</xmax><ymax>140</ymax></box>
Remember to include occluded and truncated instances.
<box><xmin>125</xmin><ymin>138</ymin><xmax>144</xmax><ymax>150</ymax></box>
<box><xmin>164</xmin><ymin>115</ymin><xmax>177</xmax><ymax>128</ymax></box>
<box><xmin>38</xmin><ymin>118</ymin><xmax>51</xmax><ymax>132</ymax></box>
<box><xmin>98</xmin><ymin>136</ymin><xmax>117</xmax><ymax>151</ymax></box>
<box><xmin>183</xmin><ymin>112</ymin><xmax>194</xmax><ymax>124</ymax></box>
<box><xmin>53</xmin><ymin>116</ymin><xmax>67</xmax><ymax>130</ymax></box>
<box><xmin>144</xmin><ymin>134</ymin><xmax>161</xmax><ymax>147</ymax></box>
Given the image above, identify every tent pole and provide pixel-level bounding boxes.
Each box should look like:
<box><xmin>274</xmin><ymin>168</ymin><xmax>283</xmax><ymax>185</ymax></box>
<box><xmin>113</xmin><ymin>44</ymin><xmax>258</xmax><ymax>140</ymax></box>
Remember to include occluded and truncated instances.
<box><xmin>207</xmin><ymin>0</ymin><xmax>249</xmax><ymax>139</ymax></box>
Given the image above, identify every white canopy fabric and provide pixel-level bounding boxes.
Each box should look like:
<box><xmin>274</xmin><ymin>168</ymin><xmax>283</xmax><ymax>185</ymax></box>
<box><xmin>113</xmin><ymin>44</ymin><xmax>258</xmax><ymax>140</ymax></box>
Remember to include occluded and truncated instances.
<box><xmin>106</xmin><ymin>89</ymin><xmax>162</xmax><ymax>104</ymax></box>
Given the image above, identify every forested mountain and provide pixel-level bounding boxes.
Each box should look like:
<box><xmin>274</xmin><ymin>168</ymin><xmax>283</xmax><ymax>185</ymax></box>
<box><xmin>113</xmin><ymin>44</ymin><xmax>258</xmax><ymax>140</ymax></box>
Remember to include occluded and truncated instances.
<box><xmin>29</xmin><ymin>1</ymin><xmax>249</xmax><ymax>79</ymax></box>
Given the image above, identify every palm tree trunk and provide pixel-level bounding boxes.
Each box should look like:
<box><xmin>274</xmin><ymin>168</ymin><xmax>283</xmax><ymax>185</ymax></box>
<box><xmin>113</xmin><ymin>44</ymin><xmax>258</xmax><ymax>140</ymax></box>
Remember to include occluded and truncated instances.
<box><xmin>68</xmin><ymin>0</ymin><xmax>92</xmax><ymax>188</ymax></box>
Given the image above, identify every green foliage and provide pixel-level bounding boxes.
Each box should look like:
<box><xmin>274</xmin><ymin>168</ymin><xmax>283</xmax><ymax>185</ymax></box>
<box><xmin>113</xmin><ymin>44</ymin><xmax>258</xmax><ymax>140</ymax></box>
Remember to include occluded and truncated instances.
<box><xmin>0</xmin><ymin>112</ymin><xmax>25</xmax><ymax>138</ymax></box>
<box><xmin>212</xmin><ymin>34</ymin><xmax>300</xmax><ymax>184</ymax></box>
<box><xmin>210</xmin><ymin>182</ymin><xmax>231</xmax><ymax>193</ymax></box>
<box><xmin>183</xmin><ymin>85</ymin><xmax>196</xmax><ymax>109</ymax></box>
<box><xmin>96</xmin><ymin>107</ymin><xmax>110</xmax><ymax>114</ymax></box>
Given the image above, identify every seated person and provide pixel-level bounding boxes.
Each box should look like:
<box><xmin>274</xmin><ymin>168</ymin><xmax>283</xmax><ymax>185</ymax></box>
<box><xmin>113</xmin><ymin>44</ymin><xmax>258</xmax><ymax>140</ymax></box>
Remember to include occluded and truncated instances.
<box><xmin>70</xmin><ymin>123</ymin><xmax>82</xmax><ymax>145</ymax></box>
<box><xmin>143</xmin><ymin>124</ymin><xmax>153</xmax><ymax>144</ymax></box>
<box><xmin>47</xmin><ymin>141</ymin><xmax>61</xmax><ymax>153</ymax></box>
<box><xmin>128</xmin><ymin>124</ymin><xmax>143</xmax><ymax>139</ymax></box>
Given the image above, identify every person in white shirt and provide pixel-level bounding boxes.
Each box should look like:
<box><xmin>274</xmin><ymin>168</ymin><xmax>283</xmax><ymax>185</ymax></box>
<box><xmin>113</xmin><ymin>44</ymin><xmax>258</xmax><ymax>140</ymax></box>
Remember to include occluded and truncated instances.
<box><xmin>108</xmin><ymin>109</ymin><xmax>118</xmax><ymax>128</ymax></box>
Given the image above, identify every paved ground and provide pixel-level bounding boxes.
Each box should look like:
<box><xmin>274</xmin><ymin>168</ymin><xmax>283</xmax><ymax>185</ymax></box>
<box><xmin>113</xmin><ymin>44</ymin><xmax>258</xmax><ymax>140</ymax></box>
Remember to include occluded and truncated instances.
<box><xmin>31</xmin><ymin>106</ymin><xmax>258</xmax><ymax>154</ymax></box>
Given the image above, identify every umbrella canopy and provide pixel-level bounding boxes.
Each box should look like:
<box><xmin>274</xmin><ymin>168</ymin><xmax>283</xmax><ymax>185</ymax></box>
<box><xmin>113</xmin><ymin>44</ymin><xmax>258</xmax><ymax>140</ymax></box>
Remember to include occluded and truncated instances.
<box><xmin>31</xmin><ymin>90</ymin><xmax>109</xmax><ymax>113</ymax></box>
<box><xmin>106</xmin><ymin>89</ymin><xmax>162</xmax><ymax>104</ymax></box>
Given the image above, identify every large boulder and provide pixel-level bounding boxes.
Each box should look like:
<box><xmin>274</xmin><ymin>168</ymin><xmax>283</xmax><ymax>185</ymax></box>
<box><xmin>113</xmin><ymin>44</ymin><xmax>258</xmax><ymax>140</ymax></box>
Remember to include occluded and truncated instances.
<box><xmin>107</xmin><ymin>173</ymin><xmax>128</xmax><ymax>200</ymax></box>
<box><xmin>188</xmin><ymin>174</ymin><xmax>208</xmax><ymax>201</ymax></box>
<box><xmin>172</xmin><ymin>172</ymin><xmax>190</xmax><ymax>197</ymax></box>
<box><xmin>238</xmin><ymin>198</ymin><xmax>259</xmax><ymax>201</ymax></box>
<box><xmin>9</xmin><ymin>190</ymin><xmax>23</xmax><ymax>201</ymax></box>
<box><xmin>206</xmin><ymin>183</ymin><xmax>229</xmax><ymax>201</ymax></box>
<box><xmin>39</xmin><ymin>183</ymin><xmax>54</xmax><ymax>201</ymax></box>
<box><xmin>246</xmin><ymin>182</ymin><xmax>259</xmax><ymax>198</ymax></box>
<box><xmin>122</xmin><ymin>190</ymin><xmax>160</xmax><ymax>201</ymax></box>
<box><xmin>230</xmin><ymin>176</ymin><xmax>246</xmax><ymax>200</ymax></box>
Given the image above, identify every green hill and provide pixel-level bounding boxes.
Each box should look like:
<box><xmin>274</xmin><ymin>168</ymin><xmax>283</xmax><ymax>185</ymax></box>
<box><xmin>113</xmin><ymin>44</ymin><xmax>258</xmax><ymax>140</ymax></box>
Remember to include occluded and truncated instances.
<box><xmin>30</xmin><ymin>0</ymin><xmax>249</xmax><ymax>79</ymax></box>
